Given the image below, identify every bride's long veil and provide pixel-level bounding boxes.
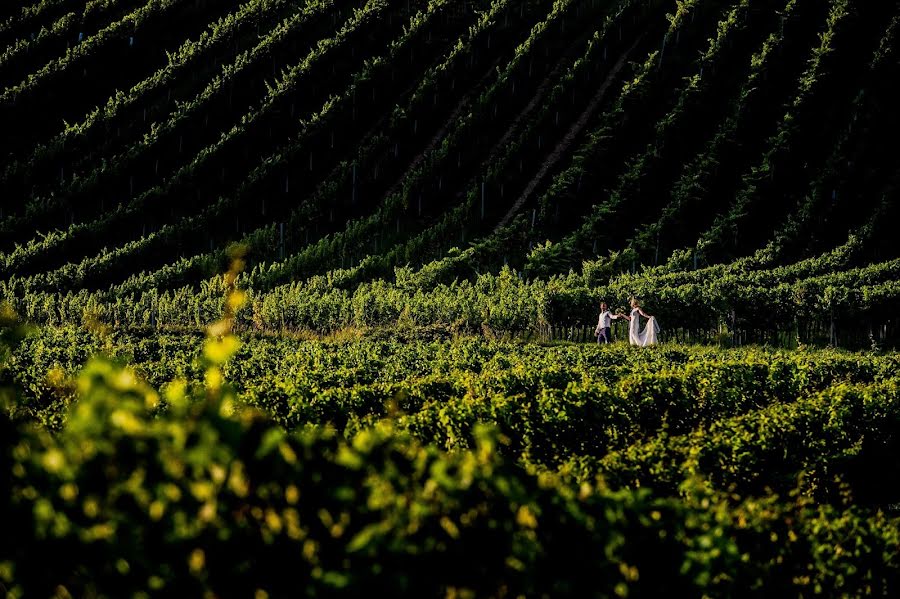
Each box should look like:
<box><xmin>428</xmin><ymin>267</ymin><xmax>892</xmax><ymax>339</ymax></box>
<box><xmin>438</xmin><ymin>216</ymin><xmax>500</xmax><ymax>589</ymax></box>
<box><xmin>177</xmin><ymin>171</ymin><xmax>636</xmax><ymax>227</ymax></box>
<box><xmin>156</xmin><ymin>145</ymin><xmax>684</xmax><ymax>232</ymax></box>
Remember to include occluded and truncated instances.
<box><xmin>631</xmin><ymin>317</ymin><xmax>661</xmax><ymax>346</ymax></box>
<box><xmin>644</xmin><ymin>317</ymin><xmax>660</xmax><ymax>345</ymax></box>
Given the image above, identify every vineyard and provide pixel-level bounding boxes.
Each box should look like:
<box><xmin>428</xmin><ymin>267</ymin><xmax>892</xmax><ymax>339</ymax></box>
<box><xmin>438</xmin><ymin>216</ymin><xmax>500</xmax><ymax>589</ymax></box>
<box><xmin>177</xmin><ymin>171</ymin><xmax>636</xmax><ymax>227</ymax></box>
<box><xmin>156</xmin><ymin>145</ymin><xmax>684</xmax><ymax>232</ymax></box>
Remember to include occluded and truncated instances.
<box><xmin>1</xmin><ymin>0</ymin><xmax>900</xmax><ymax>595</ymax></box>
<box><xmin>4</xmin><ymin>324</ymin><xmax>900</xmax><ymax>594</ymax></box>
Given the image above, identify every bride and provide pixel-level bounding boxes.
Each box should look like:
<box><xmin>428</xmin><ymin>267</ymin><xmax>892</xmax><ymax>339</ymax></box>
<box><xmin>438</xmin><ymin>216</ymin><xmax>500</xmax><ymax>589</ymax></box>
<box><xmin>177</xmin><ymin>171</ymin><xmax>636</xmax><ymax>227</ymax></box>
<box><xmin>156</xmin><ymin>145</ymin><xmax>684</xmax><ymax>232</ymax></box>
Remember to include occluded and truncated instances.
<box><xmin>626</xmin><ymin>298</ymin><xmax>660</xmax><ymax>346</ymax></box>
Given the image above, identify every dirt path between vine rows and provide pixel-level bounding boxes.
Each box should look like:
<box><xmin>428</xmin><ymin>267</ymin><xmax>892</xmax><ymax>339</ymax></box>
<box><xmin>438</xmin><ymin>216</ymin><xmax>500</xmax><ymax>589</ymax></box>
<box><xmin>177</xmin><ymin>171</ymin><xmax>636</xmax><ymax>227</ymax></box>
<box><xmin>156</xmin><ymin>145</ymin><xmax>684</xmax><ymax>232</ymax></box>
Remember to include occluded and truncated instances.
<box><xmin>377</xmin><ymin>58</ymin><xmax>503</xmax><ymax>205</ymax></box>
<box><xmin>494</xmin><ymin>35</ymin><xmax>643</xmax><ymax>232</ymax></box>
<box><xmin>475</xmin><ymin>43</ymin><xmax>576</xmax><ymax>179</ymax></box>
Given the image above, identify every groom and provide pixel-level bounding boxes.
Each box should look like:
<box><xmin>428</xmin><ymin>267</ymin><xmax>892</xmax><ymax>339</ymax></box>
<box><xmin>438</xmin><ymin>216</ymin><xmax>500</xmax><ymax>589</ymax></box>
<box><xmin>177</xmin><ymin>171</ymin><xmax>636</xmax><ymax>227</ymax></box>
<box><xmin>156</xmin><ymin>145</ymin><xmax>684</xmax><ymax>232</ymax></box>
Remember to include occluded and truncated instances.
<box><xmin>595</xmin><ymin>302</ymin><xmax>623</xmax><ymax>344</ymax></box>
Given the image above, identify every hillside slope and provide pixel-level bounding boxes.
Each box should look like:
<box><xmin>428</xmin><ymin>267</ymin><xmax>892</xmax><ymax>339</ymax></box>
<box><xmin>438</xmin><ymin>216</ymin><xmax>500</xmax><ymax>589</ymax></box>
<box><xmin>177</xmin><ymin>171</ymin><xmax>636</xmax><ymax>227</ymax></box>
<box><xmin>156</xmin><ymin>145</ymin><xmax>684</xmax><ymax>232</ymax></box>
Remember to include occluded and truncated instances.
<box><xmin>0</xmin><ymin>0</ymin><xmax>897</xmax><ymax>344</ymax></box>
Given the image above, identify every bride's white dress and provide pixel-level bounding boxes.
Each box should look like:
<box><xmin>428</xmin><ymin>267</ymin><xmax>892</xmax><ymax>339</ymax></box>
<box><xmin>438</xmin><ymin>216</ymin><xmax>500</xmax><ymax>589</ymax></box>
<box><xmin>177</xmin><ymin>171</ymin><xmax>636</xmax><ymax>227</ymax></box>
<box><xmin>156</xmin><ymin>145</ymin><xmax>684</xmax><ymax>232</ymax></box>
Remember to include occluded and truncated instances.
<box><xmin>629</xmin><ymin>308</ymin><xmax>660</xmax><ymax>346</ymax></box>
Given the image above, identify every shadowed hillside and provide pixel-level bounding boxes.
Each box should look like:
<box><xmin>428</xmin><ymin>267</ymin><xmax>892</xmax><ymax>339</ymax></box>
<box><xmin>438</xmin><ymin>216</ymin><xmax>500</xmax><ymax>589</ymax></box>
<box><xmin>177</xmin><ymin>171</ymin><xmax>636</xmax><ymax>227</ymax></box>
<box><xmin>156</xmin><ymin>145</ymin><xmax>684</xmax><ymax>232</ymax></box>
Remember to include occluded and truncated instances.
<box><xmin>0</xmin><ymin>0</ymin><xmax>897</xmax><ymax>343</ymax></box>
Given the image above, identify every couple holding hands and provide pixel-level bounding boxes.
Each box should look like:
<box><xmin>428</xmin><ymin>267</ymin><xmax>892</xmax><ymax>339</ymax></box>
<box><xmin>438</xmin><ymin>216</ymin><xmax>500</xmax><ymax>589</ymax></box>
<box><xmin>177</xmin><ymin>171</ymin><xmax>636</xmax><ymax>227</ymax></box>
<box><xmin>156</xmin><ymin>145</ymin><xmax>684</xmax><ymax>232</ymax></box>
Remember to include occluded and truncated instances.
<box><xmin>595</xmin><ymin>298</ymin><xmax>660</xmax><ymax>347</ymax></box>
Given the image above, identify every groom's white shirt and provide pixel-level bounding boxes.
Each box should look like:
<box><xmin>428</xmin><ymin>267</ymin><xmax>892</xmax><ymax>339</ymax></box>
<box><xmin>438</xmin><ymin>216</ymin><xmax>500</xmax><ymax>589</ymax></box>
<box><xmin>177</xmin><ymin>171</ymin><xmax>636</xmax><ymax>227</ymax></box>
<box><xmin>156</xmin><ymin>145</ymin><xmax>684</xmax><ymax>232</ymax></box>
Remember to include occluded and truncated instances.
<box><xmin>597</xmin><ymin>310</ymin><xmax>617</xmax><ymax>329</ymax></box>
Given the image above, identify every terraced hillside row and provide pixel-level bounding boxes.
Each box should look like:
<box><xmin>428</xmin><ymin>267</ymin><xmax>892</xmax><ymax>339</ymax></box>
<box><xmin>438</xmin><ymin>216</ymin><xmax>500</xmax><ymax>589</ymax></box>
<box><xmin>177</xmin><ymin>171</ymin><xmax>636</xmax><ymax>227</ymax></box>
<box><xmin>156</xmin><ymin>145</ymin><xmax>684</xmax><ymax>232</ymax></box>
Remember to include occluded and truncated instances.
<box><xmin>1</xmin><ymin>0</ymin><xmax>899</xmax><ymax>343</ymax></box>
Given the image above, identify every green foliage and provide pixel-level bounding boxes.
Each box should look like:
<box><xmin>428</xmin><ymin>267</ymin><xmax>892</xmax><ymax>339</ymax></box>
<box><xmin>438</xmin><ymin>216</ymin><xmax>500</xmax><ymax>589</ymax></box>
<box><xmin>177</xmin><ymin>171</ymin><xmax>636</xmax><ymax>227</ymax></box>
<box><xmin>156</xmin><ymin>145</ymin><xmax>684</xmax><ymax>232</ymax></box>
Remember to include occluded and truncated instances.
<box><xmin>2</xmin><ymin>327</ymin><xmax>900</xmax><ymax>596</ymax></box>
<box><xmin>1</xmin><ymin>0</ymin><xmax>899</xmax><ymax>590</ymax></box>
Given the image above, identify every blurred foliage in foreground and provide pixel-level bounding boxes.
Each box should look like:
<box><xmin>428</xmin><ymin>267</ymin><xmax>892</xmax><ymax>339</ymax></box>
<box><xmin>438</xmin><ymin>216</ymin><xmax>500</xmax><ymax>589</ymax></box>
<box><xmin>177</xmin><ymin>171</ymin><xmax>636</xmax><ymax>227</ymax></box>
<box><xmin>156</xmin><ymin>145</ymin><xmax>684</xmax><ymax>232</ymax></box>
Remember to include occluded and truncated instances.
<box><xmin>1</xmin><ymin>312</ymin><xmax>900</xmax><ymax>596</ymax></box>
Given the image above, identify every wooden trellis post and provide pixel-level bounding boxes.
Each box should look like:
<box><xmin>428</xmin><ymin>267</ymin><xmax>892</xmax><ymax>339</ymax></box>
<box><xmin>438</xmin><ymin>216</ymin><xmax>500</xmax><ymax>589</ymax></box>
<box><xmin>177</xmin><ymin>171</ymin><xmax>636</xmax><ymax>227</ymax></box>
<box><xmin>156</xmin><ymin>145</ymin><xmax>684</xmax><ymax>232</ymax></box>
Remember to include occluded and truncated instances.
<box><xmin>481</xmin><ymin>182</ymin><xmax>485</xmax><ymax>219</ymax></box>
